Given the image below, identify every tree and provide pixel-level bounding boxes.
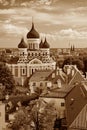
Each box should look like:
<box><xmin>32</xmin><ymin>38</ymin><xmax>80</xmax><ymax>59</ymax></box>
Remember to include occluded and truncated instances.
<box><xmin>10</xmin><ymin>99</ymin><xmax>57</xmax><ymax>130</ymax></box>
<box><xmin>0</xmin><ymin>62</ymin><xmax>15</xmax><ymax>94</ymax></box>
<box><xmin>10</xmin><ymin>109</ymin><xmax>31</xmax><ymax>130</ymax></box>
<box><xmin>62</xmin><ymin>57</ymin><xmax>84</xmax><ymax>71</ymax></box>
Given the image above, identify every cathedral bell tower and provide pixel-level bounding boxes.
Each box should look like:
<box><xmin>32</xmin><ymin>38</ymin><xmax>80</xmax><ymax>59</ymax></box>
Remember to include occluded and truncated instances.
<box><xmin>27</xmin><ymin>22</ymin><xmax>40</xmax><ymax>50</ymax></box>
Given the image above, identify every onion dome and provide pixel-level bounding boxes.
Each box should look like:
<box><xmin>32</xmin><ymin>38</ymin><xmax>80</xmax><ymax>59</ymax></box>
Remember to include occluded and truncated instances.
<box><xmin>39</xmin><ymin>39</ymin><xmax>44</xmax><ymax>48</ymax></box>
<box><xmin>42</xmin><ymin>38</ymin><xmax>50</xmax><ymax>48</ymax></box>
<box><xmin>27</xmin><ymin>22</ymin><xmax>39</xmax><ymax>39</ymax></box>
<box><xmin>18</xmin><ymin>38</ymin><xmax>27</xmax><ymax>48</ymax></box>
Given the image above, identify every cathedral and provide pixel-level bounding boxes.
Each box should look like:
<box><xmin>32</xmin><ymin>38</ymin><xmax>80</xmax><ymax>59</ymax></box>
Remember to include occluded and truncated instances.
<box><xmin>7</xmin><ymin>22</ymin><xmax>56</xmax><ymax>86</ymax></box>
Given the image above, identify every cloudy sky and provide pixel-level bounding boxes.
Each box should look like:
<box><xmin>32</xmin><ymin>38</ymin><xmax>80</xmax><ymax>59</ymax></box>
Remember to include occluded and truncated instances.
<box><xmin>0</xmin><ymin>0</ymin><xmax>87</xmax><ymax>48</ymax></box>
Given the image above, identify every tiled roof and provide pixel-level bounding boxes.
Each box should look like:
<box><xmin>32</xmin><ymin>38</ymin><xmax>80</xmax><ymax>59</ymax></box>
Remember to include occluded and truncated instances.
<box><xmin>29</xmin><ymin>70</ymin><xmax>53</xmax><ymax>82</ymax></box>
<box><xmin>40</xmin><ymin>85</ymin><xmax>74</xmax><ymax>98</ymax></box>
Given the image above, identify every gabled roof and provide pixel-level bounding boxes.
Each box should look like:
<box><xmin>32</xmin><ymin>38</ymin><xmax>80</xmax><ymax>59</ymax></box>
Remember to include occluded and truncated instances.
<box><xmin>69</xmin><ymin>71</ymin><xmax>85</xmax><ymax>86</ymax></box>
<box><xmin>29</xmin><ymin>70</ymin><xmax>53</xmax><ymax>82</ymax></box>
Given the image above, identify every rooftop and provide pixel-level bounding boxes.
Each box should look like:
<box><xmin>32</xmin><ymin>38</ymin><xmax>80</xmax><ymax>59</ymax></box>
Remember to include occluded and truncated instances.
<box><xmin>29</xmin><ymin>70</ymin><xmax>53</xmax><ymax>82</ymax></box>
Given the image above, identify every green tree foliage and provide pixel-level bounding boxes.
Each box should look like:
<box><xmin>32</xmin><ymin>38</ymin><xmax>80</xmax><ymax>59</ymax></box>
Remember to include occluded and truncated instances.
<box><xmin>0</xmin><ymin>62</ymin><xmax>15</xmax><ymax>94</ymax></box>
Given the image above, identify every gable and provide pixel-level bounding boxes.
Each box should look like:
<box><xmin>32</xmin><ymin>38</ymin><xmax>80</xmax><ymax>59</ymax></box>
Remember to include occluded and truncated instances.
<box><xmin>69</xmin><ymin>71</ymin><xmax>84</xmax><ymax>86</ymax></box>
<box><xmin>29</xmin><ymin>58</ymin><xmax>42</xmax><ymax>64</ymax></box>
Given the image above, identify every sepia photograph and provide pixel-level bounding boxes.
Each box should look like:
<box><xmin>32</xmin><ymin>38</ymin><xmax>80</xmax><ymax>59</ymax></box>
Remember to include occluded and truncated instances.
<box><xmin>0</xmin><ymin>0</ymin><xmax>87</xmax><ymax>130</ymax></box>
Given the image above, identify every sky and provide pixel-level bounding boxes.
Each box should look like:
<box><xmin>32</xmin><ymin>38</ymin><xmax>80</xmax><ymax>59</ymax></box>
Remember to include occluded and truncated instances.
<box><xmin>0</xmin><ymin>0</ymin><xmax>87</xmax><ymax>48</ymax></box>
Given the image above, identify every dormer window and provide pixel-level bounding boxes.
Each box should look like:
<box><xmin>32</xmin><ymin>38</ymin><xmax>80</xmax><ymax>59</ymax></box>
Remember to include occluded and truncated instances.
<box><xmin>57</xmin><ymin>79</ymin><xmax>62</xmax><ymax>88</ymax></box>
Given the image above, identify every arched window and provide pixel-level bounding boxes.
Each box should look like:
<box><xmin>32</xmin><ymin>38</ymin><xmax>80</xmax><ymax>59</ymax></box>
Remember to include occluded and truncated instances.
<box><xmin>35</xmin><ymin>53</ymin><xmax>37</xmax><ymax>56</ymax></box>
<box><xmin>23</xmin><ymin>52</ymin><xmax>24</xmax><ymax>56</ymax></box>
<box><xmin>22</xmin><ymin>67</ymin><xmax>26</xmax><ymax>75</ymax></box>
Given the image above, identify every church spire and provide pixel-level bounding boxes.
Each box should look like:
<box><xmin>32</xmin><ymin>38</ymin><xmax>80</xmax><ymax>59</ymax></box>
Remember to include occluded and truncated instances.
<box><xmin>31</xmin><ymin>17</ymin><xmax>34</xmax><ymax>29</ymax></box>
<box><xmin>27</xmin><ymin>17</ymin><xmax>39</xmax><ymax>39</ymax></box>
<box><xmin>72</xmin><ymin>44</ymin><xmax>75</xmax><ymax>51</ymax></box>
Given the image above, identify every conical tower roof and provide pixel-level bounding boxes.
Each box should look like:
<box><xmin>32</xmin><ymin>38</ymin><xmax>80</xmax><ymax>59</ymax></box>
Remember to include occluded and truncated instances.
<box><xmin>27</xmin><ymin>22</ymin><xmax>39</xmax><ymax>39</ymax></box>
<box><xmin>42</xmin><ymin>38</ymin><xmax>50</xmax><ymax>48</ymax></box>
<box><xmin>39</xmin><ymin>39</ymin><xmax>44</xmax><ymax>48</ymax></box>
<box><xmin>18</xmin><ymin>38</ymin><xmax>27</xmax><ymax>48</ymax></box>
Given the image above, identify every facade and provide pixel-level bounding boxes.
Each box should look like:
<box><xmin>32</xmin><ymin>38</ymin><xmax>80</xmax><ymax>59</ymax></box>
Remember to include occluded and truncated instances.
<box><xmin>7</xmin><ymin>22</ymin><xmax>56</xmax><ymax>86</ymax></box>
<box><xmin>0</xmin><ymin>101</ymin><xmax>5</xmax><ymax>130</ymax></box>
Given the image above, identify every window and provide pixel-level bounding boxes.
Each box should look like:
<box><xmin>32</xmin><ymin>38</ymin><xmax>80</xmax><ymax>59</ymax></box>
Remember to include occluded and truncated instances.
<box><xmin>35</xmin><ymin>53</ymin><xmax>37</xmax><ymax>56</ymax></box>
<box><xmin>40</xmin><ymin>82</ymin><xmax>43</xmax><ymax>86</ymax></box>
<box><xmin>22</xmin><ymin>68</ymin><xmax>26</xmax><ymax>75</ymax></box>
<box><xmin>23</xmin><ymin>52</ymin><xmax>24</xmax><ymax>56</ymax></box>
<box><xmin>33</xmin><ymin>82</ymin><xmax>36</xmax><ymax>86</ymax></box>
<box><xmin>61</xmin><ymin>102</ymin><xmax>65</xmax><ymax>107</ymax></box>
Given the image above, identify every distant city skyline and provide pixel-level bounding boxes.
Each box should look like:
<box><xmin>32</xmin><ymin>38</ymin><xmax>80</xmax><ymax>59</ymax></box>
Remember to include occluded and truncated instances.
<box><xmin>0</xmin><ymin>0</ymin><xmax>87</xmax><ymax>48</ymax></box>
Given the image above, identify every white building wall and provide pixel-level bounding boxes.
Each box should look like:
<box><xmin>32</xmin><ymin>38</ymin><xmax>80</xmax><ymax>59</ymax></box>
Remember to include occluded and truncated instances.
<box><xmin>0</xmin><ymin>102</ymin><xmax>5</xmax><ymax>130</ymax></box>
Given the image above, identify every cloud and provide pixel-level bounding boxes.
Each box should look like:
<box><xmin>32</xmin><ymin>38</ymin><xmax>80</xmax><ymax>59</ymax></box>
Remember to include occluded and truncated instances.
<box><xmin>0</xmin><ymin>9</ymin><xmax>16</xmax><ymax>14</ymax></box>
<box><xmin>3</xmin><ymin>23</ymin><xmax>28</xmax><ymax>36</ymax></box>
<box><xmin>59</xmin><ymin>28</ymin><xmax>87</xmax><ymax>39</ymax></box>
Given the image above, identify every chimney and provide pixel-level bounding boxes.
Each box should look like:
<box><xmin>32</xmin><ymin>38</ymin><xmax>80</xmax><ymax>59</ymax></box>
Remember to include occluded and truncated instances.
<box><xmin>66</xmin><ymin>66</ymin><xmax>71</xmax><ymax>75</ymax></box>
<box><xmin>56</xmin><ymin>67</ymin><xmax>59</xmax><ymax>75</ymax></box>
<box><xmin>56</xmin><ymin>68</ymin><xmax>62</xmax><ymax>76</ymax></box>
<box><xmin>52</xmin><ymin>73</ymin><xmax>55</xmax><ymax>78</ymax></box>
<box><xmin>57</xmin><ymin>79</ymin><xmax>62</xmax><ymax>88</ymax></box>
<box><xmin>47</xmin><ymin>81</ymin><xmax>52</xmax><ymax>88</ymax></box>
<box><xmin>59</xmin><ymin>68</ymin><xmax>62</xmax><ymax>75</ymax></box>
<box><xmin>71</xmin><ymin>69</ymin><xmax>75</xmax><ymax>76</ymax></box>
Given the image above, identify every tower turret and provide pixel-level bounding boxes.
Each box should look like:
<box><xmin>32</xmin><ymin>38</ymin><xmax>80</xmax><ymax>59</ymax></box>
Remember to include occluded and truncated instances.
<box><xmin>18</xmin><ymin>38</ymin><xmax>28</xmax><ymax>63</ymax></box>
<box><xmin>27</xmin><ymin>22</ymin><xmax>40</xmax><ymax>50</ymax></box>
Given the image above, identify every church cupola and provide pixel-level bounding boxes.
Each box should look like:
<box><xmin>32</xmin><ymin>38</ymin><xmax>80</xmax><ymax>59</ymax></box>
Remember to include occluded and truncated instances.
<box><xmin>18</xmin><ymin>38</ymin><xmax>28</xmax><ymax>63</ymax></box>
<box><xmin>39</xmin><ymin>39</ymin><xmax>44</xmax><ymax>48</ymax></box>
<box><xmin>42</xmin><ymin>37</ymin><xmax>50</xmax><ymax>48</ymax></box>
<box><xmin>18</xmin><ymin>38</ymin><xmax>27</xmax><ymax>48</ymax></box>
<box><xmin>27</xmin><ymin>22</ymin><xmax>40</xmax><ymax>50</ymax></box>
<box><xmin>27</xmin><ymin>22</ymin><xmax>39</xmax><ymax>39</ymax></box>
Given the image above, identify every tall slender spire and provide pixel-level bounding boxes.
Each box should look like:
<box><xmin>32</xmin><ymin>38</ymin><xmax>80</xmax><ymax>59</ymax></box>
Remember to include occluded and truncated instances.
<box><xmin>32</xmin><ymin>17</ymin><xmax>34</xmax><ymax>29</ymax></box>
<box><xmin>72</xmin><ymin>44</ymin><xmax>75</xmax><ymax>51</ymax></box>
